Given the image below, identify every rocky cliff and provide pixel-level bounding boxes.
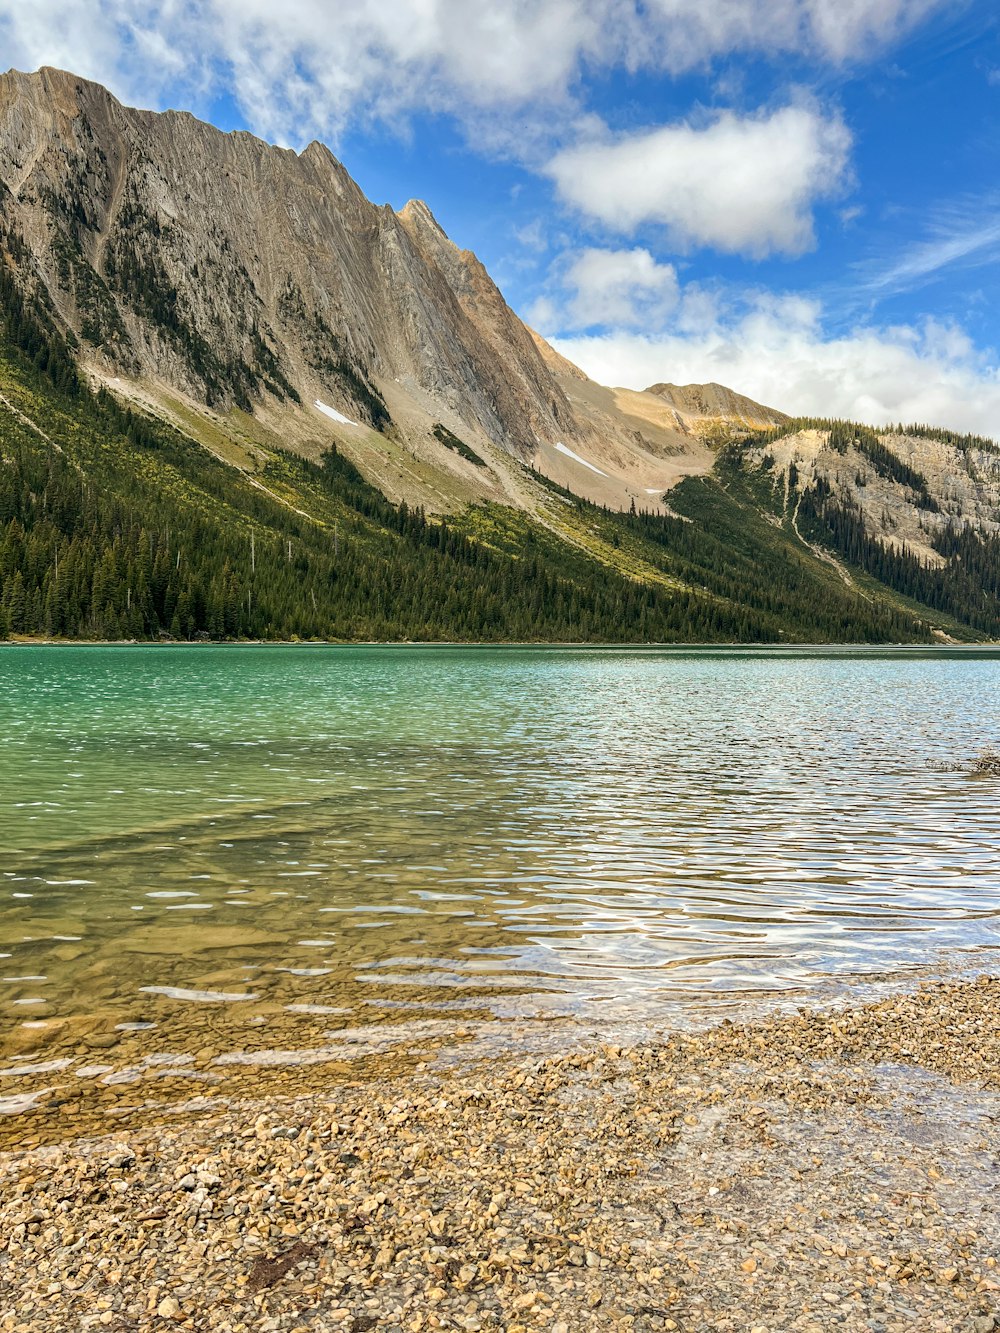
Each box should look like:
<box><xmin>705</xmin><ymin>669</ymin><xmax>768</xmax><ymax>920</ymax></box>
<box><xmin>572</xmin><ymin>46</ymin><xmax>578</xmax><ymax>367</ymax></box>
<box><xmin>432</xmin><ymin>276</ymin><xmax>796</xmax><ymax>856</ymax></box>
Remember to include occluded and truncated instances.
<box><xmin>0</xmin><ymin>66</ymin><xmax>722</xmax><ymax>514</ymax></box>
<box><xmin>645</xmin><ymin>382</ymin><xmax>788</xmax><ymax>435</ymax></box>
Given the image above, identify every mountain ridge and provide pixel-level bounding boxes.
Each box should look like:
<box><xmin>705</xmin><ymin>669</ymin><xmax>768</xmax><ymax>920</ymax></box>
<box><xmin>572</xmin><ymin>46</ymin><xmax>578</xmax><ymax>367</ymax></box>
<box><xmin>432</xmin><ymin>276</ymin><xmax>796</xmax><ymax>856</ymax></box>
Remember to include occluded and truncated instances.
<box><xmin>644</xmin><ymin>382</ymin><xmax>788</xmax><ymax>435</ymax></box>
<box><xmin>0</xmin><ymin>65</ymin><xmax>722</xmax><ymax>516</ymax></box>
<box><xmin>0</xmin><ymin>66</ymin><xmax>997</xmax><ymax>644</ymax></box>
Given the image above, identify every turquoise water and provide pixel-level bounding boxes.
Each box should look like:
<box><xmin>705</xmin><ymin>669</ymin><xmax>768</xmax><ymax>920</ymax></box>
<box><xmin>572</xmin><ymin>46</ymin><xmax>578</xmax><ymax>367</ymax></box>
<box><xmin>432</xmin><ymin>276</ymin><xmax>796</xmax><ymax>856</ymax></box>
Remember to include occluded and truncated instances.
<box><xmin>1</xmin><ymin>644</ymin><xmax>999</xmax><ymax>1118</ymax></box>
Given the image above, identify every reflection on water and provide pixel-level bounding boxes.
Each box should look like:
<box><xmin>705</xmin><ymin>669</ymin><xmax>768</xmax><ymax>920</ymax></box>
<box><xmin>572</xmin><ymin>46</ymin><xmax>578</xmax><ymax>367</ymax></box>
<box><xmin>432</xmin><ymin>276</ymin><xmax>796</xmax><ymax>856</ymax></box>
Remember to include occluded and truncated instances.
<box><xmin>1</xmin><ymin>644</ymin><xmax>999</xmax><ymax>1130</ymax></box>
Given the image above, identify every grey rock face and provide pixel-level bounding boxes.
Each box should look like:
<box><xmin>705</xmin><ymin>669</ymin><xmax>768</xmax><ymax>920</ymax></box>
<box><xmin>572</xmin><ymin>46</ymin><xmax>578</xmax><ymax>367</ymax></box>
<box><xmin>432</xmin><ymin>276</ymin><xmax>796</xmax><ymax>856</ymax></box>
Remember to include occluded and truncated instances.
<box><xmin>0</xmin><ymin>66</ymin><xmax>569</xmax><ymax>456</ymax></box>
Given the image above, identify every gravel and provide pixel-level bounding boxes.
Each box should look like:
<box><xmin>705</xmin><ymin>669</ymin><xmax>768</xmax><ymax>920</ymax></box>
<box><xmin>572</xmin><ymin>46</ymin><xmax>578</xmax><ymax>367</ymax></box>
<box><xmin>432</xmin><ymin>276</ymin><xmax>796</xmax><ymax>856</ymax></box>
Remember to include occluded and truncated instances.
<box><xmin>3</xmin><ymin>975</ymin><xmax>1000</xmax><ymax>1331</ymax></box>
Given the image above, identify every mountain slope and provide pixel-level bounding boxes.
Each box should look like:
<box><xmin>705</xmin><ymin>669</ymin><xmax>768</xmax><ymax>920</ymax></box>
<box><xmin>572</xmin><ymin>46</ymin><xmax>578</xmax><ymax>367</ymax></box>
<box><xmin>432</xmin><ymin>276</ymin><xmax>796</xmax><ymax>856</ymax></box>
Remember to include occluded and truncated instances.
<box><xmin>741</xmin><ymin>419</ymin><xmax>1000</xmax><ymax>635</ymax></box>
<box><xmin>0</xmin><ymin>65</ymin><xmax>714</xmax><ymax>516</ymax></box>
<box><xmin>0</xmin><ymin>66</ymin><xmax>997</xmax><ymax>643</ymax></box>
<box><xmin>0</xmin><ymin>318</ymin><xmax>932</xmax><ymax>643</ymax></box>
<box><xmin>645</xmin><ymin>382</ymin><xmax>788</xmax><ymax>436</ymax></box>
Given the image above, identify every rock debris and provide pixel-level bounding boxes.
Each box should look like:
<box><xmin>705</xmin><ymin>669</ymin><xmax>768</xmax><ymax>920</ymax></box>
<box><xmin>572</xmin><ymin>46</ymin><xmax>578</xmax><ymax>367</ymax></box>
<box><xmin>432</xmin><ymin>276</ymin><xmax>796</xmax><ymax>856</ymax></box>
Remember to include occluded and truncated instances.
<box><xmin>3</xmin><ymin>976</ymin><xmax>1000</xmax><ymax>1331</ymax></box>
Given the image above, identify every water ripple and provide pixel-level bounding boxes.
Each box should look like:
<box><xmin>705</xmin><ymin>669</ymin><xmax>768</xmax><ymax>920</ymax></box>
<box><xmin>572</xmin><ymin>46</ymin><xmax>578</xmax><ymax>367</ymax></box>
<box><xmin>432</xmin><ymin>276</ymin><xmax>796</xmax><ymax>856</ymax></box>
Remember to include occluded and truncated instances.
<box><xmin>0</xmin><ymin>643</ymin><xmax>997</xmax><ymax>1055</ymax></box>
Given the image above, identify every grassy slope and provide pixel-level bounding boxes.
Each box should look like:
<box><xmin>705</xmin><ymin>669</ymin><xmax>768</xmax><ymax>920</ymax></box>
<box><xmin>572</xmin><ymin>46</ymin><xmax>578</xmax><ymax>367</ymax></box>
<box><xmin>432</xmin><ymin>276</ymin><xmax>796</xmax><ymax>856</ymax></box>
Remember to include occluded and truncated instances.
<box><xmin>0</xmin><ymin>328</ymin><xmax>980</xmax><ymax>643</ymax></box>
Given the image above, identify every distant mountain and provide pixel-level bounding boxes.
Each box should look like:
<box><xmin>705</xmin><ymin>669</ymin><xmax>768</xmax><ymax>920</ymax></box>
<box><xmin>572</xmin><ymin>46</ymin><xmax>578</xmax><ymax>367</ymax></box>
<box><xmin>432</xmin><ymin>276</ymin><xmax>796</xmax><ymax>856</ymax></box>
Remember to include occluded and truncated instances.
<box><xmin>0</xmin><ymin>66</ymin><xmax>997</xmax><ymax>644</ymax></box>
<box><xmin>644</xmin><ymin>382</ymin><xmax>788</xmax><ymax>435</ymax></box>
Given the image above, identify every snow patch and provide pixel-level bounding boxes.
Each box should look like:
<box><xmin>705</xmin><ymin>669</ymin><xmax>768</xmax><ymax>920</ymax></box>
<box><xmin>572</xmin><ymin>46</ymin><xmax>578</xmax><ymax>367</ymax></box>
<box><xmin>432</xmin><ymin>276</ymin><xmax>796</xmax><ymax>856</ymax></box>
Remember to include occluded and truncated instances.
<box><xmin>553</xmin><ymin>441</ymin><xmax>608</xmax><ymax>477</ymax></box>
<box><xmin>315</xmin><ymin>400</ymin><xmax>359</xmax><ymax>427</ymax></box>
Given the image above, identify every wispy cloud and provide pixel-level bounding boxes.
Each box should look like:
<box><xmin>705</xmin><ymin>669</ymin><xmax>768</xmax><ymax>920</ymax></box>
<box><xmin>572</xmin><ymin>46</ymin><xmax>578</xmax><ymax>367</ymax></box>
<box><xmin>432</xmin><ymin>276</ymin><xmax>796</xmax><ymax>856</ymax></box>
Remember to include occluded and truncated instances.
<box><xmin>858</xmin><ymin>202</ymin><xmax>1000</xmax><ymax>297</ymax></box>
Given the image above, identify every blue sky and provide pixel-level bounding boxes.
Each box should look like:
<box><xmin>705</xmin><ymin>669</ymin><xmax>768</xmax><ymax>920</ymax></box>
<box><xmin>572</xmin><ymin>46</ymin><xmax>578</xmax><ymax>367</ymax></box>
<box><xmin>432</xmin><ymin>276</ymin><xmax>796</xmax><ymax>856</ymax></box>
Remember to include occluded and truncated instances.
<box><xmin>4</xmin><ymin>0</ymin><xmax>1000</xmax><ymax>432</ymax></box>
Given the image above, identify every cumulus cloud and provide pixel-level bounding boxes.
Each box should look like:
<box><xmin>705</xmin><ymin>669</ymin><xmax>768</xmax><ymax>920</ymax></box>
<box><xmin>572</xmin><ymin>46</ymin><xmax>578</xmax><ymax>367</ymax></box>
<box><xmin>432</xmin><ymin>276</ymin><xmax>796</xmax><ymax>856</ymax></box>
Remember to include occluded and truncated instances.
<box><xmin>0</xmin><ymin>0</ymin><xmax>948</xmax><ymax>145</ymax></box>
<box><xmin>546</xmin><ymin>105</ymin><xmax>852</xmax><ymax>257</ymax></box>
<box><xmin>529</xmin><ymin>247</ymin><xmax>680</xmax><ymax>331</ymax></box>
<box><xmin>544</xmin><ymin>295</ymin><xmax>1000</xmax><ymax>438</ymax></box>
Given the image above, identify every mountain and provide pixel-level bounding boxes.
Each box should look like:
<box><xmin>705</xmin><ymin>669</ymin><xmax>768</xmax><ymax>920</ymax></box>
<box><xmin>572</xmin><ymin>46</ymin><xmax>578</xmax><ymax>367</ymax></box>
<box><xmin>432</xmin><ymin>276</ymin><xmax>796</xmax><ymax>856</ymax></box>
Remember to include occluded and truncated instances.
<box><xmin>741</xmin><ymin>419</ymin><xmax>1000</xmax><ymax>636</ymax></box>
<box><xmin>644</xmin><ymin>382</ymin><xmax>788</xmax><ymax>436</ymax></box>
<box><xmin>0</xmin><ymin>66</ymin><xmax>997</xmax><ymax>644</ymax></box>
<box><xmin>0</xmin><ymin>65</ymin><xmax>714</xmax><ymax>515</ymax></box>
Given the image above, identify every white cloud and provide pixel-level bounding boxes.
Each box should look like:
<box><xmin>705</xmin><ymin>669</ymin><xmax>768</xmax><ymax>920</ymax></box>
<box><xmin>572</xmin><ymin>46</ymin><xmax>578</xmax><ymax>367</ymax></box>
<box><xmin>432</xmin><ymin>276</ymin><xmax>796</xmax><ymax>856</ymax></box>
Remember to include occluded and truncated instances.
<box><xmin>546</xmin><ymin>105</ymin><xmax>852</xmax><ymax>257</ymax></box>
<box><xmin>529</xmin><ymin>247</ymin><xmax>680</xmax><ymax>331</ymax></box>
<box><xmin>546</xmin><ymin>295</ymin><xmax>1000</xmax><ymax>438</ymax></box>
<box><xmin>798</xmin><ymin>0</ymin><xmax>945</xmax><ymax>63</ymax></box>
<box><xmin>638</xmin><ymin>0</ymin><xmax>946</xmax><ymax>71</ymax></box>
<box><xmin>0</xmin><ymin>0</ymin><xmax>948</xmax><ymax>146</ymax></box>
<box><xmin>0</xmin><ymin>1</ymin><xmax>156</xmax><ymax>102</ymax></box>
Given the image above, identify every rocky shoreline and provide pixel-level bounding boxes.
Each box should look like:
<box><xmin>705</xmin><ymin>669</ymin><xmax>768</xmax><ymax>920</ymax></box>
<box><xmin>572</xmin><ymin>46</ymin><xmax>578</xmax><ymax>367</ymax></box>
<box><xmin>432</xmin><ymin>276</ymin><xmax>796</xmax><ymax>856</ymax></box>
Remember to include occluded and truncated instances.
<box><xmin>3</xmin><ymin>976</ymin><xmax>1000</xmax><ymax>1332</ymax></box>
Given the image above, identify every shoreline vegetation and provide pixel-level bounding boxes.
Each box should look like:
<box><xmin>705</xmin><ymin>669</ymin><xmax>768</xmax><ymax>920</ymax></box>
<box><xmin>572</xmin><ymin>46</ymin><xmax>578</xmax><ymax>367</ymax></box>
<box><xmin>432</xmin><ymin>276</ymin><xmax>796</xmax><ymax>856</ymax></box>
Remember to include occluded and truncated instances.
<box><xmin>4</xmin><ymin>976</ymin><xmax>1000</xmax><ymax>1331</ymax></box>
<box><xmin>1</xmin><ymin>638</ymin><xmax>998</xmax><ymax>649</ymax></box>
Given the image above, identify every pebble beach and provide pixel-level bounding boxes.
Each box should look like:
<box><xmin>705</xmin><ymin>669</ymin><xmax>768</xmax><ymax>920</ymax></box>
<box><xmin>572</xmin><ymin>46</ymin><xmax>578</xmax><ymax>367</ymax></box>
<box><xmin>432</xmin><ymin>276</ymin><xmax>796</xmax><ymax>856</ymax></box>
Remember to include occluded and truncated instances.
<box><xmin>3</xmin><ymin>975</ymin><xmax>1000</xmax><ymax>1332</ymax></box>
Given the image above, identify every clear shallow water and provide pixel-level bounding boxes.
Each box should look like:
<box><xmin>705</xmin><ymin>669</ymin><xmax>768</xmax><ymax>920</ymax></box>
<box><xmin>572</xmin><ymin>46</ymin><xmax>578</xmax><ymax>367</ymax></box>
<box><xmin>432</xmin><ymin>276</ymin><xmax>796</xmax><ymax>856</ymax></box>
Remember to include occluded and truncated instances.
<box><xmin>1</xmin><ymin>644</ymin><xmax>1000</xmax><ymax>1124</ymax></box>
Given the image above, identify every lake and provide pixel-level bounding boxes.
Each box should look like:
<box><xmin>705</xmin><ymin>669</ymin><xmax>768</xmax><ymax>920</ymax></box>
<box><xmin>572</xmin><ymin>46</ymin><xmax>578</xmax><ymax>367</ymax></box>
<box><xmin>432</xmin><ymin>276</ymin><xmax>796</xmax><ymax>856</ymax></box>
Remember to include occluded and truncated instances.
<box><xmin>2</xmin><ymin>644</ymin><xmax>999</xmax><ymax>1132</ymax></box>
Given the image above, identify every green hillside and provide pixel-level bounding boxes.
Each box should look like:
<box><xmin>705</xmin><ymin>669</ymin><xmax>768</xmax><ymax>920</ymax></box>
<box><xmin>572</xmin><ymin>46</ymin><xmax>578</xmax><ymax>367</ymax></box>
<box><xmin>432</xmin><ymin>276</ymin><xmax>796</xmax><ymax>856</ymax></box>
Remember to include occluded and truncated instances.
<box><xmin>0</xmin><ymin>272</ymin><xmax>988</xmax><ymax>643</ymax></box>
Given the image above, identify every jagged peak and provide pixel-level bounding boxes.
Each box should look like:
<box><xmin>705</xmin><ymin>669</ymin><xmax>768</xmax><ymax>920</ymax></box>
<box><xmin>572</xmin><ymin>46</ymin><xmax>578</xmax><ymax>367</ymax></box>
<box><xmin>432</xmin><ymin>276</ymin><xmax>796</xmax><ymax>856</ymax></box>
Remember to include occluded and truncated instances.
<box><xmin>2</xmin><ymin>66</ymin><xmax>323</xmax><ymax>166</ymax></box>
<box><xmin>298</xmin><ymin>139</ymin><xmax>364</xmax><ymax>193</ymax></box>
<box><xmin>24</xmin><ymin>65</ymin><xmax>106</xmax><ymax>91</ymax></box>
<box><xmin>300</xmin><ymin>139</ymin><xmax>339</xmax><ymax>166</ymax></box>
<box><xmin>0</xmin><ymin>65</ymin><xmax>118</xmax><ymax>115</ymax></box>
<box><xmin>398</xmin><ymin>198</ymin><xmax>449</xmax><ymax>239</ymax></box>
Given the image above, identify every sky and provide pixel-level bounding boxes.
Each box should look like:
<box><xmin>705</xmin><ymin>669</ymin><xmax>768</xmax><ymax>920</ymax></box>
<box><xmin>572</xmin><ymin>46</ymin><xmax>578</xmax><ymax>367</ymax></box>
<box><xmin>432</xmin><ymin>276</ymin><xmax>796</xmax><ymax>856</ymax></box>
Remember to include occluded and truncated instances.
<box><xmin>3</xmin><ymin>1</ymin><xmax>1000</xmax><ymax>434</ymax></box>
